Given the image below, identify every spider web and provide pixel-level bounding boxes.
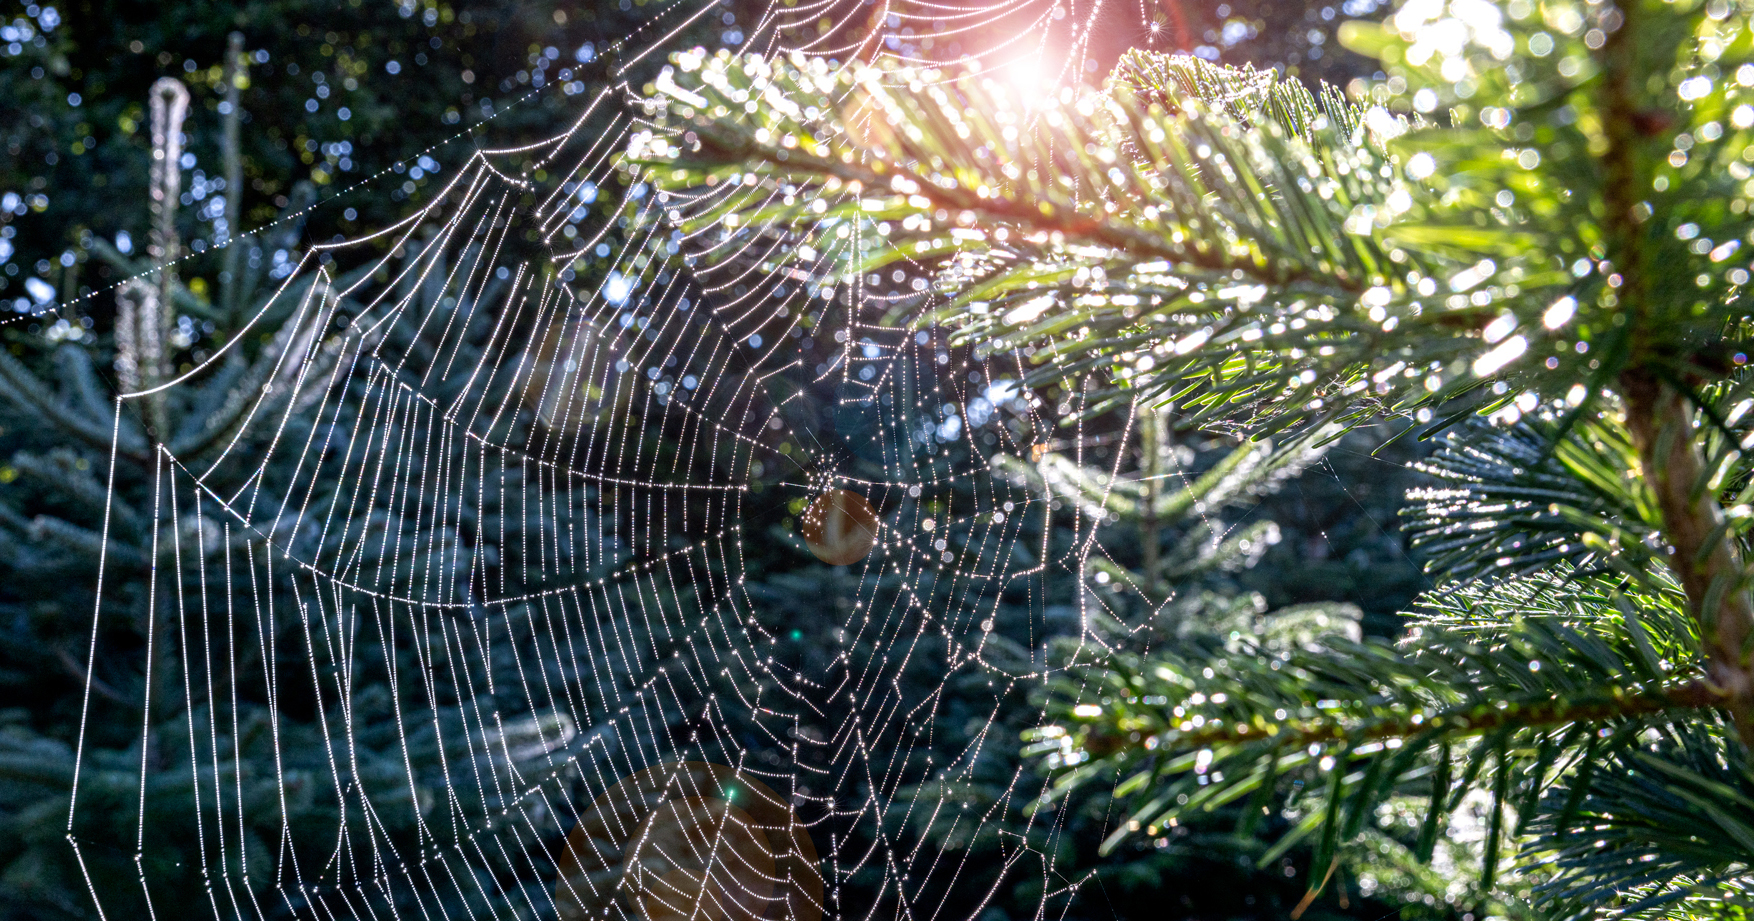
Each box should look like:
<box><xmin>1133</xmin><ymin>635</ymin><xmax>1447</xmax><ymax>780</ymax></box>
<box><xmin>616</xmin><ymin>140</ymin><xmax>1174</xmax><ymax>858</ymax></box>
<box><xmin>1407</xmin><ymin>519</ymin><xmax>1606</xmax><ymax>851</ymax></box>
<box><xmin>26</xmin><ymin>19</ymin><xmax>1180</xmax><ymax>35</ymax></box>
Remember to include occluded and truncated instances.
<box><xmin>62</xmin><ymin>4</ymin><xmax>1159</xmax><ymax>921</ymax></box>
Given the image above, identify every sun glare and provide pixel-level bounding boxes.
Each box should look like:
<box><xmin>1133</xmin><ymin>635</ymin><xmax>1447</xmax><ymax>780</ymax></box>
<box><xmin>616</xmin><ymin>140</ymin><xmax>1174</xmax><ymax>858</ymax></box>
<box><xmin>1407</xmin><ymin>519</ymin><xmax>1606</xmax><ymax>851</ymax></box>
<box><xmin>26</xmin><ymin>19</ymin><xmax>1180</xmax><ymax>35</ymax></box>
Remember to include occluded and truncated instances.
<box><xmin>983</xmin><ymin>48</ymin><xmax>1065</xmax><ymax>108</ymax></box>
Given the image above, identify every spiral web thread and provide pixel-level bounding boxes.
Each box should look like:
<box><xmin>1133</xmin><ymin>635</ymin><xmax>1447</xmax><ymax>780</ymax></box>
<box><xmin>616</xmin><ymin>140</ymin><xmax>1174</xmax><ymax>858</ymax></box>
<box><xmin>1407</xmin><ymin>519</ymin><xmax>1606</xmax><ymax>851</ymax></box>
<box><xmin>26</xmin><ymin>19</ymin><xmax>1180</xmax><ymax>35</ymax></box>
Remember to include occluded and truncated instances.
<box><xmin>65</xmin><ymin>2</ymin><xmax>1181</xmax><ymax>921</ymax></box>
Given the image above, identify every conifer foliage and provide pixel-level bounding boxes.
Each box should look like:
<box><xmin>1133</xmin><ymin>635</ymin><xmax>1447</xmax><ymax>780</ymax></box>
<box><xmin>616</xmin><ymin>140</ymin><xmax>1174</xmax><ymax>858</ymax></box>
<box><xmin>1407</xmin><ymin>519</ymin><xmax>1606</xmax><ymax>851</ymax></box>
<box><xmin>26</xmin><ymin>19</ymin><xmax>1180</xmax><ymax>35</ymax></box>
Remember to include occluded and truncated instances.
<box><xmin>636</xmin><ymin>0</ymin><xmax>1754</xmax><ymax>911</ymax></box>
<box><xmin>0</xmin><ymin>70</ymin><xmax>566</xmax><ymax>921</ymax></box>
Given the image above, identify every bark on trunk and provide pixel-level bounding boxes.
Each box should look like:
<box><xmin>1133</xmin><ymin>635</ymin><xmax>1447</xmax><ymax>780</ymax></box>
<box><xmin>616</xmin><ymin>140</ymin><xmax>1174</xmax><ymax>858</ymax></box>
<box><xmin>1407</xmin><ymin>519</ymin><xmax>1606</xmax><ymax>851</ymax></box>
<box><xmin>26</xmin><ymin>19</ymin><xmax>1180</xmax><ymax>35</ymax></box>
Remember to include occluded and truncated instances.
<box><xmin>1622</xmin><ymin>371</ymin><xmax>1754</xmax><ymax>749</ymax></box>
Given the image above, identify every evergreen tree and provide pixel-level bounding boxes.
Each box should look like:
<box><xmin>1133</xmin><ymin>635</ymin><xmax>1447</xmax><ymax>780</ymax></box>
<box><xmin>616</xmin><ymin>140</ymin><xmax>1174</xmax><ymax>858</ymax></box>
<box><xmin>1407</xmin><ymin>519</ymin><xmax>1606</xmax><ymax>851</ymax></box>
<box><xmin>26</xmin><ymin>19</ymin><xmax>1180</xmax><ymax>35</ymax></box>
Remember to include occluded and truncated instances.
<box><xmin>635</xmin><ymin>0</ymin><xmax>1754</xmax><ymax>912</ymax></box>
<box><xmin>0</xmin><ymin>69</ymin><xmax>590</xmax><ymax>921</ymax></box>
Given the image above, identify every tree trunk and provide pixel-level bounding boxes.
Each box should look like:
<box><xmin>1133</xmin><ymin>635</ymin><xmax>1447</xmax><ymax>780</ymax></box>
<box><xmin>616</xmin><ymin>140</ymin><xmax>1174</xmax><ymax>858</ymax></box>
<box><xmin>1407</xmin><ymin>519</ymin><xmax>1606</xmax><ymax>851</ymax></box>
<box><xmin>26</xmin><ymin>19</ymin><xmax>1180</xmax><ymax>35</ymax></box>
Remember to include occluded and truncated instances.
<box><xmin>1595</xmin><ymin>0</ymin><xmax>1749</xmax><ymax>744</ymax></box>
<box><xmin>1621</xmin><ymin>371</ymin><xmax>1754</xmax><ymax>748</ymax></box>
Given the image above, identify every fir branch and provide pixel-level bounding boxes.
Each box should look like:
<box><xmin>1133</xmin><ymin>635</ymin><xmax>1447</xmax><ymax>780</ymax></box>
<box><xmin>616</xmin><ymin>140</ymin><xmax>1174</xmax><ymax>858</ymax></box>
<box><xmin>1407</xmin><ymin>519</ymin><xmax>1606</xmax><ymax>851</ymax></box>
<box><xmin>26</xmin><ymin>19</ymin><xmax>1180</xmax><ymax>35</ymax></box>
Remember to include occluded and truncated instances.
<box><xmin>1083</xmin><ymin>678</ymin><xmax>1724</xmax><ymax>755</ymax></box>
<box><xmin>5</xmin><ymin>449</ymin><xmax>143</xmax><ymax>536</ymax></box>
<box><xmin>0</xmin><ymin>347</ymin><xmax>148</xmax><ymax>460</ymax></box>
<box><xmin>1030</xmin><ymin>572</ymin><xmax>1711</xmax><ymax>868</ymax></box>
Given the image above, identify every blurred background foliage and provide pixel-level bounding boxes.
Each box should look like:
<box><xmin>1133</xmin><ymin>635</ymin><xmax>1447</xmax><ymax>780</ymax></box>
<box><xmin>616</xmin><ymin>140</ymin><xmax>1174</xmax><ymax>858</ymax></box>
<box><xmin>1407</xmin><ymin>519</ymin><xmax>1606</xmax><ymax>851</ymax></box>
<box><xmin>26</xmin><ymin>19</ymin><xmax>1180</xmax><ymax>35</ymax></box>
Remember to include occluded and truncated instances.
<box><xmin>1</xmin><ymin>0</ymin><xmax>677</xmax><ymax>345</ymax></box>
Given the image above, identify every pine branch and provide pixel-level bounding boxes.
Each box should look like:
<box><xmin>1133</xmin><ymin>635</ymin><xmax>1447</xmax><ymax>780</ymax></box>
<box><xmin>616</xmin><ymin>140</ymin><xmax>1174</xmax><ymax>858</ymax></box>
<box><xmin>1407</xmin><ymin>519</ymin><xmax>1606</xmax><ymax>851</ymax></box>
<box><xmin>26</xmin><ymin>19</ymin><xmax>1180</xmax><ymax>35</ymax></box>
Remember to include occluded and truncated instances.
<box><xmin>1030</xmin><ymin>572</ymin><xmax>1711</xmax><ymax>862</ymax></box>
<box><xmin>52</xmin><ymin>344</ymin><xmax>122</xmax><ymax>432</ymax></box>
<box><xmin>1091</xmin><ymin>678</ymin><xmax>1722</xmax><ymax>755</ymax></box>
<box><xmin>635</xmin><ymin>52</ymin><xmax>1461</xmax><ymax>430</ymax></box>
<box><xmin>0</xmin><ymin>347</ymin><xmax>148</xmax><ymax>460</ymax></box>
<box><xmin>1405</xmin><ymin>415</ymin><xmax>1658</xmax><ymax>585</ymax></box>
<box><xmin>1528</xmin><ymin>725</ymin><xmax>1754</xmax><ymax>919</ymax></box>
<box><xmin>5</xmin><ymin>449</ymin><xmax>143</xmax><ymax>535</ymax></box>
<box><xmin>167</xmin><ymin>278</ymin><xmax>351</xmax><ymax>460</ymax></box>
